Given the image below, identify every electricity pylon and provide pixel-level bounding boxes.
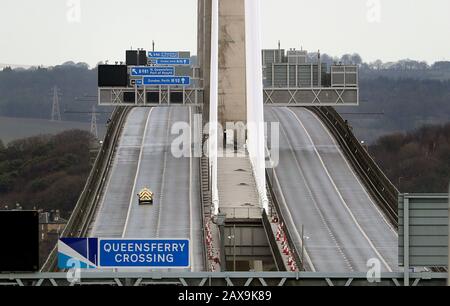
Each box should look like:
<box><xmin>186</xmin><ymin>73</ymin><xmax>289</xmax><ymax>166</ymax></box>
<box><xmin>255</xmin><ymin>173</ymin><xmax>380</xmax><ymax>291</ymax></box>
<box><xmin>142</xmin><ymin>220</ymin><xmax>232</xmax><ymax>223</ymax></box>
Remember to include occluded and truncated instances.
<box><xmin>90</xmin><ymin>104</ymin><xmax>98</xmax><ymax>139</ymax></box>
<box><xmin>51</xmin><ymin>86</ymin><xmax>62</xmax><ymax>121</ymax></box>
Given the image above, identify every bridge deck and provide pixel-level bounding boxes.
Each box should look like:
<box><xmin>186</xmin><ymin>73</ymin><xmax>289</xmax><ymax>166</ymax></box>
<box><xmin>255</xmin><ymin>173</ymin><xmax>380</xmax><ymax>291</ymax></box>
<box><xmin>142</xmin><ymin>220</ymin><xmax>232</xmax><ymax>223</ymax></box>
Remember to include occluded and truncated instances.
<box><xmin>265</xmin><ymin>107</ymin><xmax>398</xmax><ymax>272</ymax></box>
<box><xmin>218</xmin><ymin>150</ymin><xmax>261</xmax><ymax>219</ymax></box>
<box><xmin>89</xmin><ymin>107</ymin><xmax>204</xmax><ymax>272</ymax></box>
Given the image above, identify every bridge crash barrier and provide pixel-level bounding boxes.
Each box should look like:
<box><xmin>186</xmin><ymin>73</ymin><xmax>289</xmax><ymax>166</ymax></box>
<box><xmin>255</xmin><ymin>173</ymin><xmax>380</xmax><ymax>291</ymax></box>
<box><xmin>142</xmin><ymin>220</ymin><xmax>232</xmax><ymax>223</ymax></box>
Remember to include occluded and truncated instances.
<box><xmin>308</xmin><ymin>106</ymin><xmax>399</xmax><ymax>227</ymax></box>
<box><xmin>199</xmin><ymin>113</ymin><xmax>221</xmax><ymax>272</ymax></box>
<box><xmin>204</xmin><ymin>216</ymin><xmax>221</xmax><ymax>272</ymax></box>
<box><xmin>40</xmin><ymin>106</ymin><xmax>132</xmax><ymax>272</ymax></box>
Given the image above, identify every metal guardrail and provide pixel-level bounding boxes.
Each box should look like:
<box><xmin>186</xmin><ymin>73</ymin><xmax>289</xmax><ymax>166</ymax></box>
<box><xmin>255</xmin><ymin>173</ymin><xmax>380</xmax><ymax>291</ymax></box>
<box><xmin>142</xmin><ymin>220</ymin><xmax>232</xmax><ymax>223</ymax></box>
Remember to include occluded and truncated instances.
<box><xmin>197</xmin><ymin>106</ymin><xmax>210</xmax><ymax>271</ymax></box>
<box><xmin>0</xmin><ymin>271</ymin><xmax>446</xmax><ymax>286</ymax></box>
<box><xmin>40</xmin><ymin>107</ymin><xmax>132</xmax><ymax>272</ymax></box>
<box><xmin>308</xmin><ymin>106</ymin><xmax>399</xmax><ymax>227</ymax></box>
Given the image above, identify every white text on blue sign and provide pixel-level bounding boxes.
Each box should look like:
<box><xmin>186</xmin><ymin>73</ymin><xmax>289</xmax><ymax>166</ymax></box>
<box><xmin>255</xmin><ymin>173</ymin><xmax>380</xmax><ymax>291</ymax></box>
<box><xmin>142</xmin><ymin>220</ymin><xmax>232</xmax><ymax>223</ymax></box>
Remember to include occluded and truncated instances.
<box><xmin>148</xmin><ymin>52</ymin><xmax>179</xmax><ymax>58</ymax></box>
<box><xmin>98</xmin><ymin>239</ymin><xmax>190</xmax><ymax>268</ymax></box>
<box><xmin>131</xmin><ymin>67</ymin><xmax>175</xmax><ymax>76</ymax></box>
<box><xmin>143</xmin><ymin>76</ymin><xmax>190</xmax><ymax>86</ymax></box>
<box><xmin>155</xmin><ymin>59</ymin><xmax>190</xmax><ymax>66</ymax></box>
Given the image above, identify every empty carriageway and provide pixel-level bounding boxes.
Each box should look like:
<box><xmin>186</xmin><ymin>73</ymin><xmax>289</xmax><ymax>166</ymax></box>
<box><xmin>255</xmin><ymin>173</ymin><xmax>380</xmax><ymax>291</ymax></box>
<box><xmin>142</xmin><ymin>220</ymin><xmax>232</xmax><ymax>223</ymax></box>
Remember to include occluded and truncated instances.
<box><xmin>265</xmin><ymin>107</ymin><xmax>398</xmax><ymax>272</ymax></box>
<box><xmin>89</xmin><ymin>106</ymin><xmax>204</xmax><ymax>271</ymax></box>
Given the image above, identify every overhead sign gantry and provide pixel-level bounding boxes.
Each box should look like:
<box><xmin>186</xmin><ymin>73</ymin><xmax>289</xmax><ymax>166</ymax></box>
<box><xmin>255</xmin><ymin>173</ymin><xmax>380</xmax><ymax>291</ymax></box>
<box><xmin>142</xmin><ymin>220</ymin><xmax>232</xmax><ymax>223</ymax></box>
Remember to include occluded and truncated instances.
<box><xmin>98</xmin><ymin>49</ymin><xmax>201</xmax><ymax>106</ymax></box>
<box><xmin>261</xmin><ymin>48</ymin><xmax>359</xmax><ymax>106</ymax></box>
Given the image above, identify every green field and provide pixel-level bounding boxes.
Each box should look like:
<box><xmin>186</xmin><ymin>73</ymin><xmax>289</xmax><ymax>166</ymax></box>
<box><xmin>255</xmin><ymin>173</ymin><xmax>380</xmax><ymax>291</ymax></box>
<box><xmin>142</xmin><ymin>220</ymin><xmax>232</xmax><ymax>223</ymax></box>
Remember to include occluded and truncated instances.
<box><xmin>0</xmin><ymin>116</ymin><xmax>106</xmax><ymax>144</ymax></box>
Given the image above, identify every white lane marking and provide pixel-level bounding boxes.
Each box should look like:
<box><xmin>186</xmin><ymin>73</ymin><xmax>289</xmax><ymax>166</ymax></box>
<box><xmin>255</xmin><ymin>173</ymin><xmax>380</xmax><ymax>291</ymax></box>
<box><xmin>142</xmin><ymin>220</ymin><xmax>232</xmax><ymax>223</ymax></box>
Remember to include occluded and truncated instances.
<box><xmin>287</xmin><ymin>108</ymin><xmax>393</xmax><ymax>272</ymax></box>
<box><xmin>304</xmin><ymin>108</ymin><xmax>397</xmax><ymax>236</ymax></box>
<box><xmin>271</xmin><ymin>108</ymin><xmax>354</xmax><ymax>272</ymax></box>
<box><xmin>155</xmin><ymin>107</ymin><xmax>173</xmax><ymax>238</ymax></box>
<box><xmin>189</xmin><ymin>107</ymin><xmax>194</xmax><ymax>272</ymax></box>
<box><xmin>271</xmin><ymin>167</ymin><xmax>316</xmax><ymax>272</ymax></box>
<box><xmin>122</xmin><ymin>107</ymin><xmax>154</xmax><ymax>238</ymax></box>
<box><xmin>267</xmin><ymin>111</ymin><xmax>318</xmax><ymax>271</ymax></box>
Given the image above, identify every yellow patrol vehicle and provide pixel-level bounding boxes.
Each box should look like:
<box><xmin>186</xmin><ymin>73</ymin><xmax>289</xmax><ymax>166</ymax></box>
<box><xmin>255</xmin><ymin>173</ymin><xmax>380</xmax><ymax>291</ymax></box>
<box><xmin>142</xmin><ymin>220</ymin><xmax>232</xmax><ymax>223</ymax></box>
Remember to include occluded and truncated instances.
<box><xmin>137</xmin><ymin>187</ymin><xmax>154</xmax><ymax>205</ymax></box>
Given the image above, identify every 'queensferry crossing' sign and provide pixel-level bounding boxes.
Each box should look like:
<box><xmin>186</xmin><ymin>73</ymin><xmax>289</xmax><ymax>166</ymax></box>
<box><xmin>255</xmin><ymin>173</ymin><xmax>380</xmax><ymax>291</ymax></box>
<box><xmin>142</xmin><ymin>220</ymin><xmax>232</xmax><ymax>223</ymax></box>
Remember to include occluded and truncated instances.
<box><xmin>99</xmin><ymin>239</ymin><xmax>189</xmax><ymax>268</ymax></box>
<box><xmin>58</xmin><ymin>238</ymin><xmax>190</xmax><ymax>269</ymax></box>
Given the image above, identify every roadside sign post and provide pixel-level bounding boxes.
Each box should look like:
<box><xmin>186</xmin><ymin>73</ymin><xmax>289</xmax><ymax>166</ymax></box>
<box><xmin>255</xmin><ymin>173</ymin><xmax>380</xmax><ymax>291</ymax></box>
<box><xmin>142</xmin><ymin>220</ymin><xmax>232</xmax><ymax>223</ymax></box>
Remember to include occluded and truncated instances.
<box><xmin>403</xmin><ymin>196</ymin><xmax>410</xmax><ymax>286</ymax></box>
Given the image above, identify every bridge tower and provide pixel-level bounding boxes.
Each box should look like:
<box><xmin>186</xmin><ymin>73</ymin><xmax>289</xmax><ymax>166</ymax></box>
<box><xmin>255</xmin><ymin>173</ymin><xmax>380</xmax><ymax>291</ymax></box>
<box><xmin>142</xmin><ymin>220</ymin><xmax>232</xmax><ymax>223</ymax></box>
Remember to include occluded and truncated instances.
<box><xmin>217</xmin><ymin>0</ymin><xmax>247</xmax><ymax>125</ymax></box>
<box><xmin>199</xmin><ymin>0</ymin><xmax>270</xmax><ymax>272</ymax></box>
<box><xmin>198</xmin><ymin>0</ymin><xmax>247</xmax><ymax>126</ymax></box>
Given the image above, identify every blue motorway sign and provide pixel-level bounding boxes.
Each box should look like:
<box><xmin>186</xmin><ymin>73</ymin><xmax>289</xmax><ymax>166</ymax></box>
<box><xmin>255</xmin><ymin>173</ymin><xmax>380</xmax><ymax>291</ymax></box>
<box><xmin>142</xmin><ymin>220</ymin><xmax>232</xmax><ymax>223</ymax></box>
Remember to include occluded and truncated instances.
<box><xmin>143</xmin><ymin>76</ymin><xmax>190</xmax><ymax>86</ymax></box>
<box><xmin>155</xmin><ymin>58</ymin><xmax>190</xmax><ymax>66</ymax></box>
<box><xmin>98</xmin><ymin>239</ymin><xmax>190</xmax><ymax>268</ymax></box>
<box><xmin>58</xmin><ymin>238</ymin><xmax>98</xmax><ymax>269</ymax></box>
<box><xmin>130</xmin><ymin>66</ymin><xmax>175</xmax><ymax>76</ymax></box>
<box><xmin>148</xmin><ymin>51</ymin><xmax>179</xmax><ymax>58</ymax></box>
<box><xmin>58</xmin><ymin>238</ymin><xmax>190</xmax><ymax>268</ymax></box>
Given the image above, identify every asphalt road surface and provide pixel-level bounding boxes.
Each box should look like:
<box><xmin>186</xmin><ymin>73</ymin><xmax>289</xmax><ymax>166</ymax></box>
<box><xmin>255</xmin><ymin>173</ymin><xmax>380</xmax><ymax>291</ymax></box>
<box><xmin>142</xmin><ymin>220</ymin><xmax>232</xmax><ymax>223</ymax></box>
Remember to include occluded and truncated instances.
<box><xmin>265</xmin><ymin>107</ymin><xmax>398</xmax><ymax>272</ymax></box>
<box><xmin>90</xmin><ymin>106</ymin><xmax>203</xmax><ymax>271</ymax></box>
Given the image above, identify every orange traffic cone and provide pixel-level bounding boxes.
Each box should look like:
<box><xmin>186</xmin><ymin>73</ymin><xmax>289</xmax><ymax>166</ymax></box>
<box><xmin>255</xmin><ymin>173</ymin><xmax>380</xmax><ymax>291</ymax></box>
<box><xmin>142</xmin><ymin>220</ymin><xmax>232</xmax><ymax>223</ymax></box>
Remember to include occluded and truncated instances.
<box><xmin>283</xmin><ymin>244</ymin><xmax>289</xmax><ymax>255</ymax></box>
<box><xmin>287</xmin><ymin>256</ymin><xmax>293</xmax><ymax>266</ymax></box>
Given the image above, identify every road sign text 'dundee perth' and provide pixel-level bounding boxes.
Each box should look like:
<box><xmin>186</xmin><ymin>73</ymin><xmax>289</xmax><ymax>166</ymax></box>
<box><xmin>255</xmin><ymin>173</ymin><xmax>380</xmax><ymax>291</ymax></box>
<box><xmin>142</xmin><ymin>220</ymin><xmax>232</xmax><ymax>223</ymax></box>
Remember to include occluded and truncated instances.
<box><xmin>143</xmin><ymin>76</ymin><xmax>190</xmax><ymax>86</ymax></box>
<box><xmin>58</xmin><ymin>238</ymin><xmax>190</xmax><ymax>269</ymax></box>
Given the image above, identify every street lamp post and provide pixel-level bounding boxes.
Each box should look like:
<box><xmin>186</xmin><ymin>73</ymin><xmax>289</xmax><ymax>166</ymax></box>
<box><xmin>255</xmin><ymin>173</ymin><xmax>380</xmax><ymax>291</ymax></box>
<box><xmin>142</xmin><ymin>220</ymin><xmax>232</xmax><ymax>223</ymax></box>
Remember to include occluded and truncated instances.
<box><xmin>301</xmin><ymin>224</ymin><xmax>304</xmax><ymax>271</ymax></box>
<box><xmin>398</xmin><ymin>176</ymin><xmax>405</xmax><ymax>191</ymax></box>
<box><xmin>233</xmin><ymin>225</ymin><xmax>236</xmax><ymax>271</ymax></box>
<box><xmin>227</xmin><ymin>225</ymin><xmax>236</xmax><ymax>271</ymax></box>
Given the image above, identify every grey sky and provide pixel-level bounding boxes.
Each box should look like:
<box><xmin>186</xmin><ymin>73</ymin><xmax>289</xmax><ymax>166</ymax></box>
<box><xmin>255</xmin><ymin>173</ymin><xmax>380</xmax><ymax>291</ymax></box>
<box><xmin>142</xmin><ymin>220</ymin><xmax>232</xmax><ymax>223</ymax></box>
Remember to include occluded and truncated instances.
<box><xmin>0</xmin><ymin>0</ymin><xmax>449</xmax><ymax>67</ymax></box>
